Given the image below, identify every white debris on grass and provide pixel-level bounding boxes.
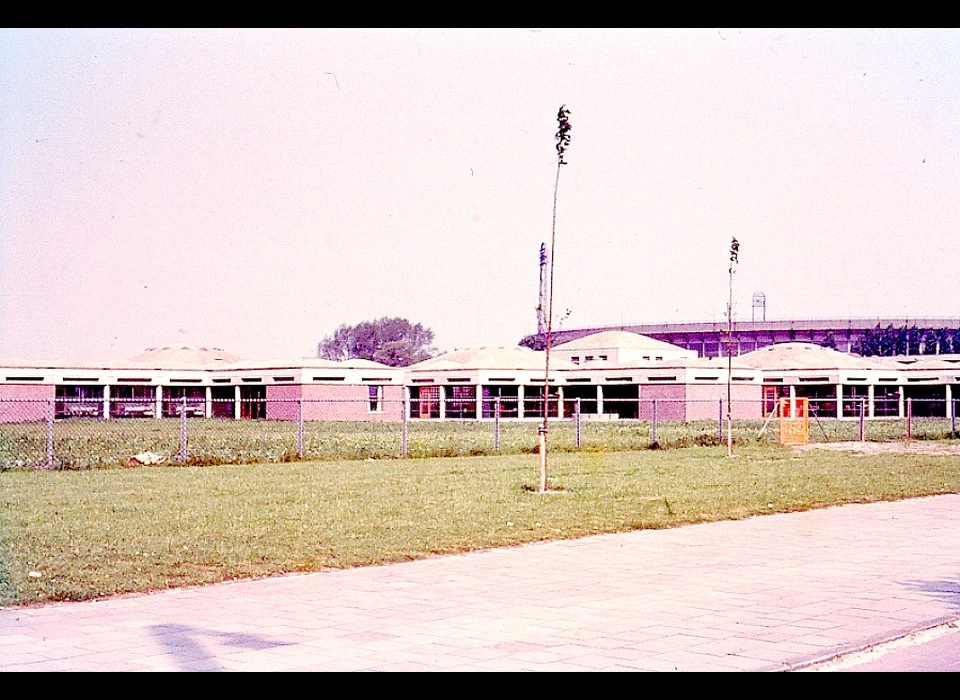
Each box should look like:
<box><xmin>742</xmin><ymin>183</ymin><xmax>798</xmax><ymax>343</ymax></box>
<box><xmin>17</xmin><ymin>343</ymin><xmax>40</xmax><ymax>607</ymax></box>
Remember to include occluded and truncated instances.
<box><xmin>129</xmin><ymin>452</ymin><xmax>167</xmax><ymax>466</ymax></box>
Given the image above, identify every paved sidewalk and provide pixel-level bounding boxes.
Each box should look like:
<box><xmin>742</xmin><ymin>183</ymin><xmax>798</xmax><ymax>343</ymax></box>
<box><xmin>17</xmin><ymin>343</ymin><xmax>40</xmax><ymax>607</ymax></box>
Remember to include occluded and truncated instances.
<box><xmin>2</xmin><ymin>494</ymin><xmax>959</xmax><ymax>671</ymax></box>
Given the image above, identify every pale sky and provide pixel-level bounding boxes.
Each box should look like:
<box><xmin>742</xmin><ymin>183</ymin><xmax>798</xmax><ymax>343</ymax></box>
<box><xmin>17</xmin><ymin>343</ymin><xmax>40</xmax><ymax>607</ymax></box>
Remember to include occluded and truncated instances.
<box><xmin>2</xmin><ymin>28</ymin><xmax>958</xmax><ymax>363</ymax></box>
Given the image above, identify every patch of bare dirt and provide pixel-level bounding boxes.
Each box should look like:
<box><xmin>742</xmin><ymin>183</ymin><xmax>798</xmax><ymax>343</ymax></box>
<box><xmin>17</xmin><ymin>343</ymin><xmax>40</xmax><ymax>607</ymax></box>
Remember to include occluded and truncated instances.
<box><xmin>793</xmin><ymin>441</ymin><xmax>960</xmax><ymax>456</ymax></box>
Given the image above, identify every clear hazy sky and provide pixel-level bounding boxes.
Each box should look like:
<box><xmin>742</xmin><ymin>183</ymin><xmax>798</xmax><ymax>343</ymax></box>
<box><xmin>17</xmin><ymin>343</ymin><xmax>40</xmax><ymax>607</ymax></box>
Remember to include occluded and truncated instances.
<box><xmin>2</xmin><ymin>28</ymin><xmax>958</xmax><ymax>362</ymax></box>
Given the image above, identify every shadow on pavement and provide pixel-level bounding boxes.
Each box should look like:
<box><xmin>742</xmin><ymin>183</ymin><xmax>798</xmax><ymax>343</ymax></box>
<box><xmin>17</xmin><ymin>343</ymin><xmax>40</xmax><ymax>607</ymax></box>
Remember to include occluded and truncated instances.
<box><xmin>150</xmin><ymin>623</ymin><xmax>290</xmax><ymax>672</ymax></box>
<box><xmin>903</xmin><ymin>576</ymin><xmax>960</xmax><ymax>613</ymax></box>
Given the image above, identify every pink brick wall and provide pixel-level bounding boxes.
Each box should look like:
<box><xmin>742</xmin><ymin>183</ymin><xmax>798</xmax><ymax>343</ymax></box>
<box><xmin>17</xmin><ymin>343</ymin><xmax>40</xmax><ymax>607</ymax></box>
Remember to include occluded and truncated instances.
<box><xmin>684</xmin><ymin>383</ymin><xmax>763</xmax><ymax>420</ymax></box>
<box><xmin>265</xmin><ymin>384</ymin><xmax>302</xmax><ymax>421</ymax></box>
<box><xmin>634</xmin><ymin>383</ymin><xmax>763</xmax><ymax>421</ymax></box>
<box><xmin>0</xmin><ymin>384</ymin><xmax>55</xmax><ymax>423</ymax></box>
<box><xmin>637</xmin><ymin>384</ymin><xmax>687</xmax><ymax>420</ymax></box>
<box><xmin>266</xmin><ymin>384</ymin><xmax>404</xmax><ymax>422</ymax></box>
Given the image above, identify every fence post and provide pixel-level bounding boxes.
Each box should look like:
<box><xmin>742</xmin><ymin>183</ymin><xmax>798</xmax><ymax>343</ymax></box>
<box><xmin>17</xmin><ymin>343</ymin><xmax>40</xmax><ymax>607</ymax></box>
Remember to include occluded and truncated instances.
<box><xmin>651</xmin><ymin>399</ymin><xmax>658</xmax><ymax>446</ymax></box>
<box><xmin>860</xmin><ymin>399</ymin><xmax>867</xmax><ymax>442</ymax></box>
<box><xmin>718</xmin><ymin>399</ymin><xmax>724</xmax><ymax>441</ymax></box>
<box><xmin>297</xmin><ymin>398</ymin><xmax>304</xmax><ymax>460</ymax></box>
<box><xmin>401</xmin><ymin>393</ymin><xmax>409</xmax><ymax>458</ymax></box>
<box><xmin>494</xmin><ymin>396</ymin><xmax>501</xmax><ymax>452</ymax></box>
<box><xmin>575</xmin><ymin>397</ymin><xmax>582</xmax><ymax>450</ymax></box>
<box><xmin>179</xmin><ymin>396</ymin><xmax>188</xmax><ymax>463</ymax></box>
<box><xmin>46</xmin><ymin>399</ymin><xmax>54</xmax><ymax>470</ymax></box>
<box><xmin>906</xmin><ymin>398</ymin><xmax>912</xmax><ymax>441</ymax></box>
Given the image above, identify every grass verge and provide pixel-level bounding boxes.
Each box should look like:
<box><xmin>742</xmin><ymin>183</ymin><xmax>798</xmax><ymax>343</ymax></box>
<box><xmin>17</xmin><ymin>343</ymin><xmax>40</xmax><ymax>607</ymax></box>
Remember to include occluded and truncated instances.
<box><xmin>3</xmin><ymin>417</ymin><xmax>957</xmax><ymax>470</ymax></box>
<box><xmin>1</xmin><ymin>443</ymin><xmax>959</xmax><ymax>607</ymax></box>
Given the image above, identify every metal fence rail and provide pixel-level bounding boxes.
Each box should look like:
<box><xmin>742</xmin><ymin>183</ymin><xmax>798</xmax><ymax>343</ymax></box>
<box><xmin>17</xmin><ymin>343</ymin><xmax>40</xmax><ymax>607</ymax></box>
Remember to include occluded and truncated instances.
<box><xmin>0</xmin><ymin>397</ymin><xmax>957</xmax><ymax>470</ymax></box>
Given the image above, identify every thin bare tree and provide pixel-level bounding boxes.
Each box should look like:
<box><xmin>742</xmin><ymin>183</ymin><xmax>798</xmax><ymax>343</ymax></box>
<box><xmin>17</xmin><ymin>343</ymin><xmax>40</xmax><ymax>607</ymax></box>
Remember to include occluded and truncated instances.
<box><xmin>539</xmin><ymin>105</ymin><xmax>572</xmax><ymax>493</ymax></box>
<box><xmin>726</xmin><ymin>236</ymin><xmax>740</xmax><ymax>458</ymax></box>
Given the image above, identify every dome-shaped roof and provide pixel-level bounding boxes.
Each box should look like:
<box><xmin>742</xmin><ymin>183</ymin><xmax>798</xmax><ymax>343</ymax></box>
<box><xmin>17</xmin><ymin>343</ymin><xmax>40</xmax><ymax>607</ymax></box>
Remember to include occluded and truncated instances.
<box><xmin>555</xmin><ymin>331</ymin><xmax>686</xmax><ymax>352</ymax></box>
<box><xmin>737</xmin><ymin>342</ymin><xmax>884</xmax><ymax>370</ymax></box>
<box><xmin>408</xmin><ymin>345</ymin><xmax>577</xmax><ymax>372</ymax></box>
<box><xmin>124</xmin><ymin>344</ymin><xmax>246</xmax><ymax>369</ymax></box>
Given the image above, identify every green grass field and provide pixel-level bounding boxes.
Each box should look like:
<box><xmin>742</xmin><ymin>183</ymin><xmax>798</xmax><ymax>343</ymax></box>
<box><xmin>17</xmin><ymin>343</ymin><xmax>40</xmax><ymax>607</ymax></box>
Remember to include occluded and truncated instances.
<box><xmin>2</xmin><ymin>443</ymin><xmax>959</xmax><ymax>607</ymax></box>
<box><xmin>1</xmin><ymin>416</ymin><xmax>956</xmax><ymax>470</ymax></box>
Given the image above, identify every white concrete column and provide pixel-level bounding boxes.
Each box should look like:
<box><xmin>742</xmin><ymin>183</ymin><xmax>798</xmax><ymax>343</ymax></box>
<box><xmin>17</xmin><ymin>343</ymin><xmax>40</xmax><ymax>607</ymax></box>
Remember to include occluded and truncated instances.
<box><xmin>438</xmin><ymin>386</ymin><xmax>445</xmax><ymax>421</ymax></box>
<box><xmin>557</xmin><ymin>386</ymin><xmax>564</xmax><ymax>419</ymax></box>
<box><xmin>789</xmin><ymin>385</ymin><xmax>796</xmax><ymax>400</ymax></box>
<box><xmin>205</xmin><ymin>386</ymin><xmax>212</xmax><ymax>419</ymax></box>
<box><xmin>517</xmin><ymin>385</ymin><xmax>524</xmax><ymax>419</ymax></box>
<box><xmin>234</xmin><ymin>386</ymin><xmax>242</xmax><ymax>420</ymax></box>
<box><xmin>103</xmin><ymin>385</ymin><xmax>111</xmax><ymax>420</ymax></box>
<box><xmin>155</xmin><ymin>385</ymin><xmax>163</xmax><ymax>419</ymax></box>
<box><xmin>597</xmin><ymin>385</ymin><xmax>604</xmax><ymax>416</ymax></box>
<box><xmin>836</xmin><ymin>384</ymin><xmax>843</xmax><ymax>420</ymax></box>
<box><xmin>476</xmin><ymin>384</ymin><xmax>483</xmax><ymax>420</ymax></box>
<box><xmin>946</xmin><ymin>384</ymin><xmax>953</xmax><ymax>419</ymax></box>
<box><xmin>898</xmin><ymin>386</ymin><xmax>905</xmax><ymax>419</ymax></box>
<box><xmin>868</xmin><ymin>384</ymin><xmax>875</xmax><ymax>419</ymax></box>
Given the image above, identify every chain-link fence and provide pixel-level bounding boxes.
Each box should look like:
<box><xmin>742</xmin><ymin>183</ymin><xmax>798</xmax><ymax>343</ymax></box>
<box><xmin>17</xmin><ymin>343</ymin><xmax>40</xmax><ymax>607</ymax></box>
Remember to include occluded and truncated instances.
<box><xmin>1</xmin><ymin>396</ymin><xmax>957</xmax><ymax>470</ymax></box>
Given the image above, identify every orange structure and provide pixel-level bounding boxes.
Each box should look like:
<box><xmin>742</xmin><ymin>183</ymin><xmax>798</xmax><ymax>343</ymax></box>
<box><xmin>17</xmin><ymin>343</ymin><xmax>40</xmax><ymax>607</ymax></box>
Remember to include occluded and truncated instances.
<box><xmin>778</xmin><ymin>397</ymin><xmax>809</xmax><ymax>446</ymax></box>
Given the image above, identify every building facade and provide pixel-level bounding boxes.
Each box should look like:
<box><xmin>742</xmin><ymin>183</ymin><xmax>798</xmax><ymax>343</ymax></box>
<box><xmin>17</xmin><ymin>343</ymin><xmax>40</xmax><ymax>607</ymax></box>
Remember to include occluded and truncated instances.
<box><xmin>3</xmin><ymin>334</ymin><xmax>959</xmax><ymax>424</ymax></box>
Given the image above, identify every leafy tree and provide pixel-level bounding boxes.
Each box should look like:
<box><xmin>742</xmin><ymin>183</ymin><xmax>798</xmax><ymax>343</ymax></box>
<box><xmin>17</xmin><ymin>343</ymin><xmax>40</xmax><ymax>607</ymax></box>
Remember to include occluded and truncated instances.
<box><xmin>318</xmin><ymin>317</ymin><xmax>437</xmax><ymax>367</ymax></box>
<box><xmin>921</xmin><ymin>329</ymin><xmax>942</xmax><ymax>355</ymax></box>
<box><xmin>856</xmin><ymin>324</ymin><xmax>898</xmax><ymax>356</ymax></box>
<box><xmin>855</xmin><ymin>323</ymin><xmax>960</xmax><ymax>357</ymax></box>
<box><xmin>519</xmin><ymin>333</ymin><xmax>545</xmax><ymax>351</ymax></box>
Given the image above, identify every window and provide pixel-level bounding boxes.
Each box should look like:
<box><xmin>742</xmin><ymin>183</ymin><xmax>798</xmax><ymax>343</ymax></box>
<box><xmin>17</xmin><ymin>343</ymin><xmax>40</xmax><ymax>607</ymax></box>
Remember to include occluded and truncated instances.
<box><xmin>240</xmin><ymin>385</ymin><xmax>266</xmax><ymax>419</ymax></box>
<box><xmin>585</xmin><ymin>355</ymin><xmax>594</xmax><ymax>362</ymax></box>
<box><xmin>482</xmin><ymin>385</ymin><xmax>519</xmax><ymax>418</ymax></box>
<box><xmin>416</xmin><ymin>385</ymin><xmax>441</xmax><ymax>419</ymax></box>
<box><xmin>111</xmin><ymin>385</ymin><xmax>156</xmax><ymax>418</ymax></box>
<box><xmin>762</xmin><ymin>385</ymin><xmax>790</xmax><ymax>416</ymax></box>
<box><xmin>446</xmin><ymin>385</ymin><xmax>476</xmax><ymax>418</ymax></box>
<box><xmin>368</xmin><ymin>385</ymin><xmax>382</xmax><ymax>412</ymax></box>
<box><xmin>571</xmin><ymin>357</ymin><xmax>580</xmax><ymax>364</ymax></box>
<box><xmin>163</xmin><ymin>386</ymin><xmax>206</xmax><ymax>418</ymax></box>
<box><xmin>55</xmin><ymin>385</ymin><xmax>103</xmax><ymax>419</ymax></box>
